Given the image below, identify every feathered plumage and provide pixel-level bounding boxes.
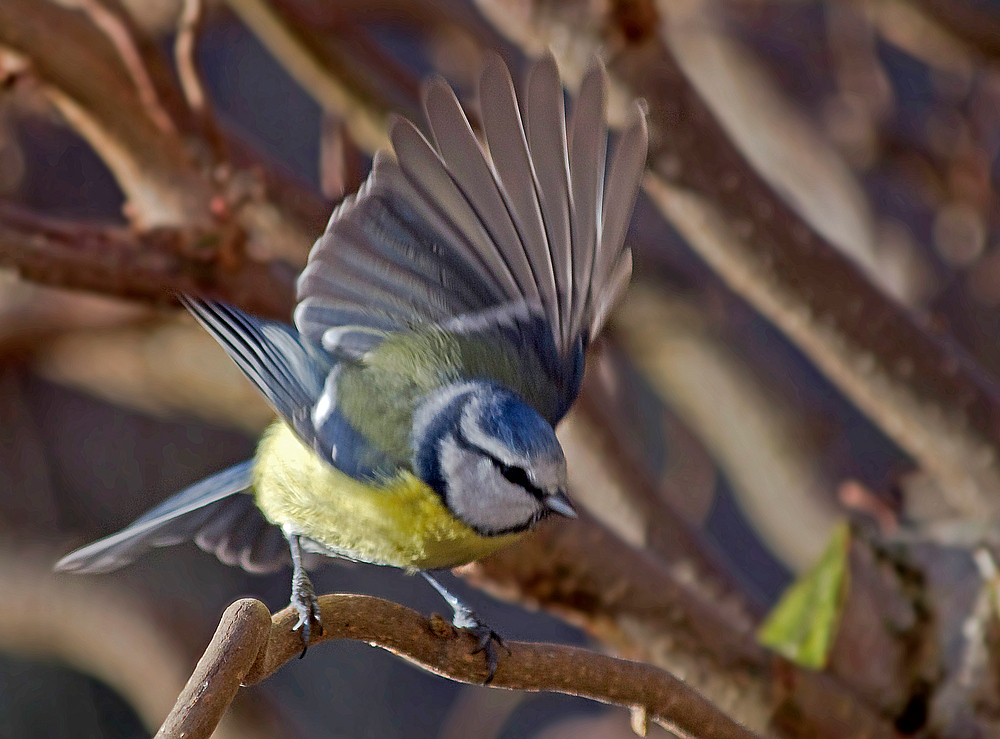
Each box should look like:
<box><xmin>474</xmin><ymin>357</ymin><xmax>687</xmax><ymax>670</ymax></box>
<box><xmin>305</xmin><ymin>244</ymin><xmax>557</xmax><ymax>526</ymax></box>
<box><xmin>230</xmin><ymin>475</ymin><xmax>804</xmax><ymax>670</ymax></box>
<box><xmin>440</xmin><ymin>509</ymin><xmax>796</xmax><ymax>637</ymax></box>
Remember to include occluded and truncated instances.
<box><xmin>296</xmin><ymin>52</ymin><xmax>648</xmax><ymax>378</ymax></box>
<box><xmin>56</xmin><ymin>52</ymin><xmax>647</xmax><ymax>587</ymax></box>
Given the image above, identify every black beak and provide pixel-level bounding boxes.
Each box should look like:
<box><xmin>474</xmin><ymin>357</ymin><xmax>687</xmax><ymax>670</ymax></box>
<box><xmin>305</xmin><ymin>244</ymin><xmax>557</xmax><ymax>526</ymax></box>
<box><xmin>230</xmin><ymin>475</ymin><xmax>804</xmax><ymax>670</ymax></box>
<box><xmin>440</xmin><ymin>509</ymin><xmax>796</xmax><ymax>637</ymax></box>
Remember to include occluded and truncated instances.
<box><xmin>544</xmin><ymin>490</ymin><xmax>577</xmax><ymax>518</ymax></box>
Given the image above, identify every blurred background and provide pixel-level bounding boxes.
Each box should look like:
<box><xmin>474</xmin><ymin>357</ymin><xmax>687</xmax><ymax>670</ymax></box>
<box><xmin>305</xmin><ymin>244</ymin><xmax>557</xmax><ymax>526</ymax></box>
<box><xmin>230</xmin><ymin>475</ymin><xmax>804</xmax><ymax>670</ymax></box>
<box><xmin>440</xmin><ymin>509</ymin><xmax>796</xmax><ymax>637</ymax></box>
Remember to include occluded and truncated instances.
<box><xmin>4</xmin><ymin>0</ymin><xmax>1000</xmax><ymax>737</ymax></box>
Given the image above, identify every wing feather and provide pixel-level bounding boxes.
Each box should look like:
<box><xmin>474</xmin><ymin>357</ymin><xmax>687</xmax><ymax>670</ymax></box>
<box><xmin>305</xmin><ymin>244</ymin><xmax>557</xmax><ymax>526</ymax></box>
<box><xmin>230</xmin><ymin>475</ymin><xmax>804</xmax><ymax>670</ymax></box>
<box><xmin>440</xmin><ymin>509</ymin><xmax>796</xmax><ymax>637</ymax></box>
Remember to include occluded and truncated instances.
<box><xmin>296</xmin><ymin>297</ymin><xmax>399</xmax><ymax>355</ymax></box>
<box><xmin>567</xmin><ymin>61</ymin><xmax>607</xmax><ymax>341</ymax></box>
<box><xmin>591</xmin><ymin>102</ymin><xmax>648</xmax><ymax>329</ymax></box>
<box><xmin>525</xmin><ymin>56</ymin><xmax>574</xmax><ymax>345</ymax></box>
<box><xmin>54</xmin><ymin>462</ymin><xmax>262</xmax><ymax>574</ymax></box>
<box><xmin>182</xmin><ymin>297</ymin><xmax>326</xmax><ymax>434</ymax></box>
<box><xmin>390</xmin><ymin>117</ymin><xmax>524</xmax><ymax>298</ymax></box>
<box><xmin>295</xmin><ymin>55</ymin><xmax>647</xmax><ymax>414</ymax></box>
<box><xmin>478</xmin><ymin>52</ymin><xmax>560</xmax><ymax>333</ymax></box>
<box><xmin>423</xmin><ymin>79</ymin><xmax>542</xmax><ymax>308</ymax></box>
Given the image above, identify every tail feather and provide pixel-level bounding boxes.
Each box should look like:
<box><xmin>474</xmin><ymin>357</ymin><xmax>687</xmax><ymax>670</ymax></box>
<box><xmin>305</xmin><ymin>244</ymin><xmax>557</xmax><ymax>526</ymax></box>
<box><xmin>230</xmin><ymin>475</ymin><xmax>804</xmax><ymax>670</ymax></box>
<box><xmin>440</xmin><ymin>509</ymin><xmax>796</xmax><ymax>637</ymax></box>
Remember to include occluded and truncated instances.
<box><xmin>54</xmin><ymin>461</ymin><xmax>287</xmax><ymax>575</ymax></box>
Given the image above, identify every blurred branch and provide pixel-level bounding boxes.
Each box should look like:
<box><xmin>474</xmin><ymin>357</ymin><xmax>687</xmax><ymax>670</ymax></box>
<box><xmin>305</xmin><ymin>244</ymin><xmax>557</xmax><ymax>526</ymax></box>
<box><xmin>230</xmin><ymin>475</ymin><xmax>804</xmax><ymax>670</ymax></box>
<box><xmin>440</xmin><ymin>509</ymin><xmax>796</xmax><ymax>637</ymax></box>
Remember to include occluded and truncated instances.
<box><xmin>223</xmin><ymin>0</ymin><xmax>394</xmax><ymax>153</ymax></box>
<box><xmin>906</xmin><ymin>0</ymin><xmax>1000</xmax><ymax>60</ymax></box>
<box><xmin>175</xmin><ymin>0</ymin><xmax>207</xmax><ymax>113</ymax></box>
<box><xmin>475</xmin><ymin>0</ymin><xmax>1000</xmax><ymax>521</ymax></box>
<box><xmin>0</xmin><ymin>551</ymin><xmax>272</xmax><ymax>739</ymax></box>
<box><xmin>612</xmin><ymin>287</ymin><xmax>839</xmax><ymax>572</ymax></box>
<box><xmin>62</xmin><ymin>0</ymin><xmax>178</xmax><ymax>135</ymax></box>
<box><xmin>664</xmin><ymin>0</ymin><xmax>926</xmax><ymax>306</ymax></box>
<box><xmin>158</xmin><ymin>596</ymin><xmax>761</xmax><ymax>739</ymax></box>
<box><xmin>0</xmin><ymin>0</ymin><xmax>316</xmax><ymax>268</ymax></box>
<box><xmin>0</xmin><ymin>0</ymin><xmax>211</xmax><ymax>227</ymax></box>
<box><xmin>561</xmin><ymin>382</ymin><xmax>757</xmax><ymax>612</ymax></box>
<box><xmin>0</xmin><ymin>202</ymin><xmax>295</xmax><ymax>320</ymax></box>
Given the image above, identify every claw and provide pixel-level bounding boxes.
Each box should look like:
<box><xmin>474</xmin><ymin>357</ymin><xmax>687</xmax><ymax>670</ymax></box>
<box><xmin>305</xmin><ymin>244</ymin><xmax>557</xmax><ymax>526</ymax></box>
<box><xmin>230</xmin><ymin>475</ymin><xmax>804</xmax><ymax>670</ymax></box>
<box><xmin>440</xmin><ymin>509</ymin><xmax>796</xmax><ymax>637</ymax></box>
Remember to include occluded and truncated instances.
<box><xmin>466</xmin><ymin>622</ymin><xmax>505</xmax><ymax>684</ymax></box>
<box><xmin>288</xmin><ymin>549</ymin><xmax>322</xmax><ymax>658</ymax></box>
<box><xmin>450</xmin><ymin>600</ymin><xmax>505</xmax><ymax>683</ymax></box>
<box><xmin>421</xmin><ymin>571</ymin><xmax>507</xmax><ymax>683</ymax></box>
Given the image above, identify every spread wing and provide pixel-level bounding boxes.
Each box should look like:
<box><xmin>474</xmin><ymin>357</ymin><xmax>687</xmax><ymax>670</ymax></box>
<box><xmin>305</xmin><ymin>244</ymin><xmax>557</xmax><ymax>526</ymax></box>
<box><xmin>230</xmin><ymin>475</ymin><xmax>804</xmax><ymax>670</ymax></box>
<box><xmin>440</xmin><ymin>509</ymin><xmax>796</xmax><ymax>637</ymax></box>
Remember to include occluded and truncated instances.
<box><xmin>295</xmin><ymin>53</ymin><xmax>647</xmax><ymax>421</ymax></box>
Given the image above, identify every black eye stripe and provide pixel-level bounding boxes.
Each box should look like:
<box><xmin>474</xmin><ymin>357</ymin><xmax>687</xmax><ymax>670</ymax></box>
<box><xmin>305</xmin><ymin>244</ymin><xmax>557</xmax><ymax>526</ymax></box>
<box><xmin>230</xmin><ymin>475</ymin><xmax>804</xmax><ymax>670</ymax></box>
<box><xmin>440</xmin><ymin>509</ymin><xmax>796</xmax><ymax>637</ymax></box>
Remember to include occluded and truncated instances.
<box><xmin>494</xmin><ymin>460</ymin><xmax>545</xmax><ymax>499</ymax></box>
<box><xmin>452</xmin><ymin>426</ymin><xmax>545</xmax><ymax>500</ymax></box>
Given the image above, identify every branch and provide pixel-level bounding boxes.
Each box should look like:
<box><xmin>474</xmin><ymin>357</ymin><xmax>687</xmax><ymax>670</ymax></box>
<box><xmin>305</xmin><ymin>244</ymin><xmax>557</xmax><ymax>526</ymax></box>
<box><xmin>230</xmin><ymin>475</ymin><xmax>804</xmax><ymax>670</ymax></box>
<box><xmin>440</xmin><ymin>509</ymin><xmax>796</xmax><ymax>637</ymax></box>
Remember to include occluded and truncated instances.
<box><xmin>0</xmin><ymin>203</ymin><xmax>295</xmax><ymax>320</ymax></box>
<box><xmin>0</xmin><ymin>0</ymin><xmax>317</xmax><ymax>268</ymax></box>
<box><xmin>223</xmin><ymin>0</ymin><xmax>394</xmax><ymax>153</ymax></box>
<box><xmin>0</xmin><ymin>0</ymin><xmax>212</xmax><ymax>227</ymax></box>
<box><xmin>906</xmin><ymin>0</ymin><xmax>1000</xmax><ymax>60</ymax></box>
<box><xmin>611</xmin><ymin>287</ymin><xmax>840</xmax><ymax>572</ymax></box>
<box><xmin>156</xmin><ymin>596</ymin><xmax>761</xmax><ymax>739</ymax></box>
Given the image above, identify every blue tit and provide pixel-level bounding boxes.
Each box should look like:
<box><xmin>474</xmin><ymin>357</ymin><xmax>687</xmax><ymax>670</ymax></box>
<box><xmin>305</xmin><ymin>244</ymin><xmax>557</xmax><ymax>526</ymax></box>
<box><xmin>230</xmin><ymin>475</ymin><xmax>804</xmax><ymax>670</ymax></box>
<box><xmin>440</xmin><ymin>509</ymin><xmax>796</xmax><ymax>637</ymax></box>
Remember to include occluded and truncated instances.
<box><xmin>55</xmin><ymin>52</ymin><xmax>648</xmax><ymax>672</ymax></box>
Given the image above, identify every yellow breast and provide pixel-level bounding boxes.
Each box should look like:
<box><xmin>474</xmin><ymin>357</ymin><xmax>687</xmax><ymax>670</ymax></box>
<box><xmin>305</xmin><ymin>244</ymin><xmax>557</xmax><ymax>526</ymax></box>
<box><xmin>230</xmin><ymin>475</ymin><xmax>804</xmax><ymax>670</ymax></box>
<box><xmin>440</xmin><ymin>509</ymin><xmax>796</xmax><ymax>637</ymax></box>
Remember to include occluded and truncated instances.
<box><xmin>252</xmin><ymin>421</ymin><xmax>524</xmax><ymax>570</ymax></box>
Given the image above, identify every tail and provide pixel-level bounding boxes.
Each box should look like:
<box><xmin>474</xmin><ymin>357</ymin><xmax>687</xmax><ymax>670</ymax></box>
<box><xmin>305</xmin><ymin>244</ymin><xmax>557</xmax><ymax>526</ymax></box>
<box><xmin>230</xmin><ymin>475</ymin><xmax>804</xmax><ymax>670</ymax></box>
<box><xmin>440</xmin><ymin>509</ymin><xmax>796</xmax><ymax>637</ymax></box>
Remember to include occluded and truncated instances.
<box><xmin>54</xmin><ymin>461</ymin><xmax>289</xmax><ymax>575</ymax></box>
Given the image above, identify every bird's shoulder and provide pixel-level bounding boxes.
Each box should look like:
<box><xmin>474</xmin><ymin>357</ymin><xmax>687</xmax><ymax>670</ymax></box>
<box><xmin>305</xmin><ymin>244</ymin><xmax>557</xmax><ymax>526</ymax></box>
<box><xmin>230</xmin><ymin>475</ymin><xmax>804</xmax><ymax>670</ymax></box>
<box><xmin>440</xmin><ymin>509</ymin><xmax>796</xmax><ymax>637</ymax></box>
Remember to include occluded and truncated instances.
<box><xmin>350</xmin><ymin>317</ymin><xmax>579</xmax><ymax>426</ymax></box>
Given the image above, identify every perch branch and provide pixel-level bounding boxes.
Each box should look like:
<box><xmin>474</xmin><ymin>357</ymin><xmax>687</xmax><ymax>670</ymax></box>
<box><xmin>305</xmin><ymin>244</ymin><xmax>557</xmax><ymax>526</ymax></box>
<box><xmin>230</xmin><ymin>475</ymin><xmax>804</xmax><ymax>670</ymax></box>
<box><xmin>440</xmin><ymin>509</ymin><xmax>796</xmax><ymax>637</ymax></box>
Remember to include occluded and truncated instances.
<box><xmin>155</xmin><ymin>596</ymin><xmax>761</xmax><ymax>739</ymax></box>
<box><xmin>467</xmin><ymin>514</ymin><xmax>899</xmax><ymax>738</ymax></box>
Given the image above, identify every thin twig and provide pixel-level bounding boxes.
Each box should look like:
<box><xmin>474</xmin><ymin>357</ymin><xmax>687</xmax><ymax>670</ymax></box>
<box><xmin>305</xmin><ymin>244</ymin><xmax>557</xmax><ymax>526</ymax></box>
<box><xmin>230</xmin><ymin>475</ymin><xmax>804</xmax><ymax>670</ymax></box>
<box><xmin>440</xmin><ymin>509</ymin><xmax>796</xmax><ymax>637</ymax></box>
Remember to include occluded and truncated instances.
<box><xmin>175</xmin><ymin>0</ymin><xmax>206</xmax><ymax>112</ymax></box>
<box><xmin>155</xmin><ymin>596</ymin><xmax>761</xmax><ymax>739</ymax></box>
<box><xmin>223</xmin><ymin>0</ymin><xmax>391</xmax><ymax>153</ymax></box>
<box><xmin>57</xmin><ymin>0</ymin><xmax>177</xmax><ymax>134</ymax></box>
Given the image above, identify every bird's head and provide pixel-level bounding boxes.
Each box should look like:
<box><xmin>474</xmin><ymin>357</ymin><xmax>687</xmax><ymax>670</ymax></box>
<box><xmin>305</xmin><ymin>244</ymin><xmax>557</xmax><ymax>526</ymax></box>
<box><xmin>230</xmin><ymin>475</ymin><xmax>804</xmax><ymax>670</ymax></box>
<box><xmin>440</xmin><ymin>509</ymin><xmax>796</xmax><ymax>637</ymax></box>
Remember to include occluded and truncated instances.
<box><xmin>412</xmin><ymin>382</ymin><xmax>576</xmax><ymax>536</ymax></box>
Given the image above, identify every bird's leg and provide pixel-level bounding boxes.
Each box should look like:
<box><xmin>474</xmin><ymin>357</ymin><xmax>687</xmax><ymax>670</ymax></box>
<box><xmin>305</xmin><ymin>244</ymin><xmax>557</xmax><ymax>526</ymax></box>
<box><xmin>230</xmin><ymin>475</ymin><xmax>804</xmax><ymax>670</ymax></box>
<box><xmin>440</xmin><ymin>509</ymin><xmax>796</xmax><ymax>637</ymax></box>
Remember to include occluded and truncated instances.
<box><xmin>421</xmin><ymin>571</ymin><xmax>506</xmax><ymax>683</ymax></box>
<box><xmin>286</xmin><ymin>531</ymin><xmax>322</xmax><ymax>657</ymax></box>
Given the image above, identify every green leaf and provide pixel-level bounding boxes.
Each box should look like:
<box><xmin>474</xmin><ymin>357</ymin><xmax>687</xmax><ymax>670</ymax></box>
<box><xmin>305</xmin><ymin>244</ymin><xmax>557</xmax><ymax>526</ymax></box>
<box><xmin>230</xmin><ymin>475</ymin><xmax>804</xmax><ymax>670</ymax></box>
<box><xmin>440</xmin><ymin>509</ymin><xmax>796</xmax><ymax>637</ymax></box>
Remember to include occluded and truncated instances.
<box><xmin>757</xmin><ymin>521</ymin><xmax>851</xmax><ymax>669</ymax></box>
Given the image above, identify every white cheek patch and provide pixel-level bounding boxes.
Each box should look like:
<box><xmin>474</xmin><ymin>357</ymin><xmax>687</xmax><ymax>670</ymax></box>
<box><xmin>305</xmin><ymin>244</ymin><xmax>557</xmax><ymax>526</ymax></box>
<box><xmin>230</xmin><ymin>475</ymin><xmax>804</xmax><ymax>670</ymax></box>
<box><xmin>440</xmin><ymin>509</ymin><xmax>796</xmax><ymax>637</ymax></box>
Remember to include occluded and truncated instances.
<box><xmin>438</xmin><ymin>434</ymin><xmax>540</xmax><ymax>534</ymax></box>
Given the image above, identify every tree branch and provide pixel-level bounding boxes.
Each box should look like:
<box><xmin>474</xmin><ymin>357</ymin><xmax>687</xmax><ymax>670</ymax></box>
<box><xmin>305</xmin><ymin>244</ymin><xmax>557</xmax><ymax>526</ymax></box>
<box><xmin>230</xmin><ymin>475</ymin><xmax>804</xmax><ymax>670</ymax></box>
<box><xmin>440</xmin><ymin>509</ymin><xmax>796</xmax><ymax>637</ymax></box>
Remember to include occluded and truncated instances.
<box><xmin>467</xmin><ymin>513</ymin><xmax>899</xmax><ymax>739</ymax></box>
<box><xmin>155</xmin><ymin>596</ymin><xmax>761</xmax><ymax>739</ymax></box>
<box><xmin>0</xmin><ymin>202</ymin><xmax>295</xmax><ymax>320</ymax></box>
<box><xmin>0</xmin><ymin>0</ymin><xmax>211</xmax><ymax>227</ymax></box>
<box><xmin>223</xmin><ymin>0</ymin><xmax>394</xmax><ymax>153</ymax></box>
<box><xmin>906</xmin><ymin>0</ymin><xmax>1000</xmax><ymax>60</ymax></box>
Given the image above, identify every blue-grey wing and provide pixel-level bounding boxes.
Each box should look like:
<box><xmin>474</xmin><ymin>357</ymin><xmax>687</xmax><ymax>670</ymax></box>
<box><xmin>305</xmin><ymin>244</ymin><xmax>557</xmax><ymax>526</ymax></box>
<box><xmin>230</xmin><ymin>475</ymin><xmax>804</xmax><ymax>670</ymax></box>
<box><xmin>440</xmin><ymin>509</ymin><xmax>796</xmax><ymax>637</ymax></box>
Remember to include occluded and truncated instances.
<box><xmin>184</xmin><ymin>297</ymin><xmax>396</xmax><ymax>480</ymax></box>
<box><xmin>53</xmin><ymin>461</ymin><xmax>288</xmax><ymax>574</ymax></box>
<box><xmin>295</xmin><ymin>54</ymin><xmax>647</xmax><ymax>417</ymax></box>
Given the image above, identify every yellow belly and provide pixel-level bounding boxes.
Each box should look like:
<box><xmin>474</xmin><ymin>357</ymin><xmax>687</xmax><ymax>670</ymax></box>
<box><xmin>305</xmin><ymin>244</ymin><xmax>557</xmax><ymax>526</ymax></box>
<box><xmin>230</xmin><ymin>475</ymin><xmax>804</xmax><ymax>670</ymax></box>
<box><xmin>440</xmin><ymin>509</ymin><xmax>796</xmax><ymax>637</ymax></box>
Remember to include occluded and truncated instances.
<box><xmin>252</xmin><ymin>421</ymin><xmax>524</xmax><ymax>570</ymax></box>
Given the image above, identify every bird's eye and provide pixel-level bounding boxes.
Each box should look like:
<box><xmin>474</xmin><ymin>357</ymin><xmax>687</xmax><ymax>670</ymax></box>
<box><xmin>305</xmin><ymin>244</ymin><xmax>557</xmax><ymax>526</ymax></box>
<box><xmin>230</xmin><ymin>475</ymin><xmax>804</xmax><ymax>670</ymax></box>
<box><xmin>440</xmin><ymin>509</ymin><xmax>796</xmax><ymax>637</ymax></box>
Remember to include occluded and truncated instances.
<box><xmin>495</xmin><ymin>461</ymin><xmax>543</xmax><ymax>499</ymax></box>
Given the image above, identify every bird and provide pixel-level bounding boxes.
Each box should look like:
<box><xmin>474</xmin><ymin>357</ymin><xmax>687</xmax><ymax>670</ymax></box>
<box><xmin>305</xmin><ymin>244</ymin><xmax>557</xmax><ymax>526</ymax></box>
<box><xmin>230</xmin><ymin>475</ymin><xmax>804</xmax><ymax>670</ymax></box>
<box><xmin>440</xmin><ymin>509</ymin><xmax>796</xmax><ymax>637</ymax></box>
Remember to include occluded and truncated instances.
<box><xmin>55</xmin><ymin>51</ymin><xmax>648</xmax><ymax>679</ymax></box>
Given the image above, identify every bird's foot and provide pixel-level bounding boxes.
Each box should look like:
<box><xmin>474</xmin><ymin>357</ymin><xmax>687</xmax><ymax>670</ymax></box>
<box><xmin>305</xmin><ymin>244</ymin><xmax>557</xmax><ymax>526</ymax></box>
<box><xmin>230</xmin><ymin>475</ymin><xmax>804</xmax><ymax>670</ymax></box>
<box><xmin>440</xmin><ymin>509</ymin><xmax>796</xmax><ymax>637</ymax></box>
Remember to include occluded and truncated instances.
<box><xmin>451</xmin><ymin>603</ymin><xmax>508</xmax><ymax>684</ymax></box>
<box><xmin>290</xmin><ymin>570</ymin><xmax>323</xmax><ymax>657</ymax></box>
<box><xmin>421</xmin><ymin>570</ymin><xmax>508</xmax><ymax>683</ymax></box>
